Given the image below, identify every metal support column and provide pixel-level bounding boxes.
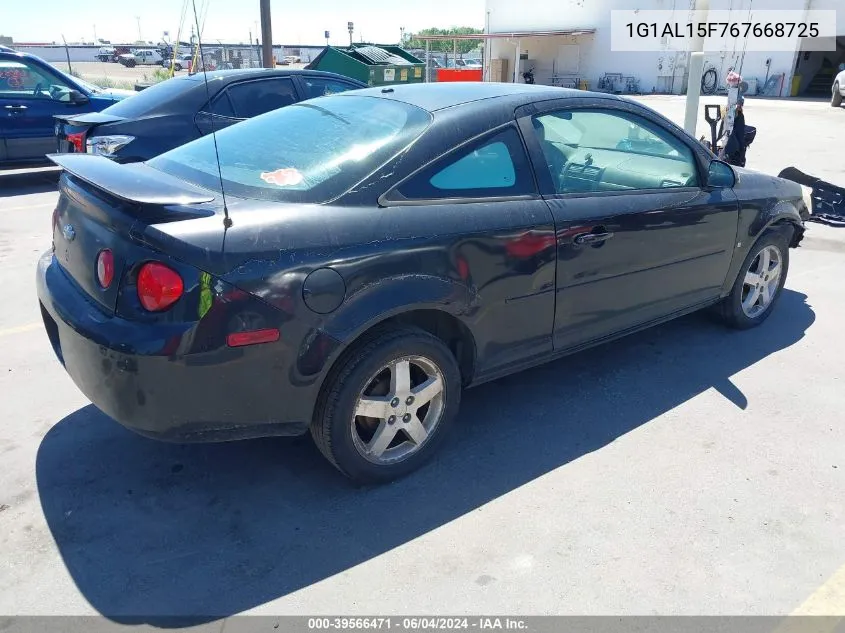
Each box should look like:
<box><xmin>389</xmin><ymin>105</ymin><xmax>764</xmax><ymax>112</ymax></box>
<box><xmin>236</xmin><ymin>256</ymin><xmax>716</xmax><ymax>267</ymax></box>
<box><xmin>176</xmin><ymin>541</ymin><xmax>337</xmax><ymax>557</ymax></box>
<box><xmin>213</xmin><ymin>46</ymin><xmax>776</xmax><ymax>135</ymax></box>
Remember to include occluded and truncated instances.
<box><xmin>259</xmin><ymin>0</ymin><xmax>274</xmax><ymax>68</ymax></box>
<box><xmin>683</xmin><ymin>0</ymin><xmax>710</xmax><ymax>134</ymax></box>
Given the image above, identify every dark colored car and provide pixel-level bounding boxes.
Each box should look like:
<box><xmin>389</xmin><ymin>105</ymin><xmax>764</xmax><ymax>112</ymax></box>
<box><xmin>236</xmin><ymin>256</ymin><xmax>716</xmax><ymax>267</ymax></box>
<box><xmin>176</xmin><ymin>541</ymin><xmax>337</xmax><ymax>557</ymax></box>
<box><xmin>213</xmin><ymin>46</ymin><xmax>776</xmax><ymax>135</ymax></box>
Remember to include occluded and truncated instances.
<box><xmin>38</xmin><ymin>83</ymin><xmax>805</xmax><ymax>484</ymax></box>
<box><xmin>0</xmin><ymin>50</ymin><xmax>133</xmax><ymax>166</ymax></box>
<box><xmin>53</xmin><ymin>69</ymin><xmax>366</xmax><ymax>162</ymax></box>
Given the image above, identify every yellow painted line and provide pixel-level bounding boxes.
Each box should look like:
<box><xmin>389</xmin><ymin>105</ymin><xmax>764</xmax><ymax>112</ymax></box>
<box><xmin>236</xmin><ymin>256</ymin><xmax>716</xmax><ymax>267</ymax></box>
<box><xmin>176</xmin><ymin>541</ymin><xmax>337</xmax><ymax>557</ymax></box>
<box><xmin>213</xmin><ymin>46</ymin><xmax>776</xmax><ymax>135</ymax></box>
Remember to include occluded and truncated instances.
<box><xmin>0</xmin><ymin>204</ymin><xmax>54</xmax><ymax>213</ymax></box>
<box><xmin>771</xmin><ymin>564</ymin><xmax>845</xmax><ymax>633</ymax></box>
<box><xmin>0</xmin><ymin>323</ymin><xmax>40</xmax><ymax>337</ymax></box>
<box><xmin>791</xmin><ymin>564</ymin><xmax>845</xmax><ymax>616</ymax></box>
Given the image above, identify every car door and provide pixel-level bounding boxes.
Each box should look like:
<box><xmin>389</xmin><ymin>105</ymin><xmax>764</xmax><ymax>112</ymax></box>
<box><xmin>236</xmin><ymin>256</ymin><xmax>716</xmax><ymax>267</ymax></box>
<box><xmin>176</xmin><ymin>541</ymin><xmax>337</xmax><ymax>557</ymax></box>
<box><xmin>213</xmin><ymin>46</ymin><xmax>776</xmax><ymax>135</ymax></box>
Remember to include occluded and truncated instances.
<box><xmin>195</xmin><ymin>77</ymin><xmax>299</xmax><ymax>135</ymax></box>
<box><xmin>382</xmin><ymin>123</ymin><xmax>557</xmax><ymax>375</ymax></box>
<box><xmin>0</xmin><ymin>58</ymin><xmax>90</xmax><ymax>162</ymax></box>
<box><xmin>517</xmin><ymin>99</ymin><xmax>740</xmax><ymax>352</ymax></box>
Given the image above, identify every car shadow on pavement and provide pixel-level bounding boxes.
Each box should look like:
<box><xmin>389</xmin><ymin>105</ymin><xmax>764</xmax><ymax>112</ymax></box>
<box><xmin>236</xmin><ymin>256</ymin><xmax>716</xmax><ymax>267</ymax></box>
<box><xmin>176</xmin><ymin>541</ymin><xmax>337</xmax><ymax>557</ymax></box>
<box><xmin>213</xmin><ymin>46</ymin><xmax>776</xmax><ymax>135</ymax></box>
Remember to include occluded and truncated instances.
<box><xmin>36</xmin><ymin>289</ymin><xmax>814</xmax><ymax>625</ymax></box>
<box><xmin>0</xmin><ymin>168</ymin><xmax>60</xmax><ymax>198</ymax></box>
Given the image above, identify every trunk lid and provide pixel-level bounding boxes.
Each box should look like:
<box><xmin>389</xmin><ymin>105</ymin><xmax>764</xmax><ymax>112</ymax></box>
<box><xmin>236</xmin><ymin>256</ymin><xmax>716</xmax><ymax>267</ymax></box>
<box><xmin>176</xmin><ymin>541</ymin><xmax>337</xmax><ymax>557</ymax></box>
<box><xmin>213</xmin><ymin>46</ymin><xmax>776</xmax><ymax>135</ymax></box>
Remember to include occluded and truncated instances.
<box><xmin>49</xmin><ymin>154</ymin><xmax>218</xmax><ymax>315</ymax></box>
<box><xmin>53</xmin><ymin>112</ymin><xmax>126</xmax><ymax>153</ymax></box>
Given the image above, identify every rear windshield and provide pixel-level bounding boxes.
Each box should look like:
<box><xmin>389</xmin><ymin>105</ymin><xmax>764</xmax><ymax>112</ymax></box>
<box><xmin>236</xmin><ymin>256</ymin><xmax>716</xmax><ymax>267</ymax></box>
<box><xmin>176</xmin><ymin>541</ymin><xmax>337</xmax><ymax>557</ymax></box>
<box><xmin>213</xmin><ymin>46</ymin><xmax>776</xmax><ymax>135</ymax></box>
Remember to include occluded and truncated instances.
<box><xmin>102</xmin><ymin>76</ymin><xmax>195</xmax><ymax>117</ymax></box>
<box><xmin>148</xmin><ymin>95</ymin><xmax>432</xmax><ymax>204</ymax></box>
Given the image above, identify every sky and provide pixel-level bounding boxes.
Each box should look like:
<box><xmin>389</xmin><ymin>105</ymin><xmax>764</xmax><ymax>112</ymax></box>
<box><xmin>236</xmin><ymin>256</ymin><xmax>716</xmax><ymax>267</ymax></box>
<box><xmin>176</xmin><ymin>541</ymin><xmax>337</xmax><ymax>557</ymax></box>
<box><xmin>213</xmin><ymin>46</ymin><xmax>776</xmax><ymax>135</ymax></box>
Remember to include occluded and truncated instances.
<box><xmin>2</xmin><ymin>0</ymin><xmax>486</xmax><ymax>46</ymax></box>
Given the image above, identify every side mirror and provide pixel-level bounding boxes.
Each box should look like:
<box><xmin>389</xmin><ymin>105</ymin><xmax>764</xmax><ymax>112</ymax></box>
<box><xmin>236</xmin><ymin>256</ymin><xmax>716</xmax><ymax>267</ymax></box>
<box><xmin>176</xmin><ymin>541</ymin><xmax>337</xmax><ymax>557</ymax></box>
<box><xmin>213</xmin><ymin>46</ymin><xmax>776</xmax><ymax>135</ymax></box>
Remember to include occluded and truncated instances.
<box><xmin>839</xmin><ymin>63</ymin><xmax>845</xmax><ymax>72</ymax></box>
<box><xmin>707</xmin><ymin>159</ymin><xmax>736</xmax><ymax>188</ymax></box>
<box><xmin>68</xmin><ymin>89</ymin><xmax>89</xmax><ymax>104</ymax></box>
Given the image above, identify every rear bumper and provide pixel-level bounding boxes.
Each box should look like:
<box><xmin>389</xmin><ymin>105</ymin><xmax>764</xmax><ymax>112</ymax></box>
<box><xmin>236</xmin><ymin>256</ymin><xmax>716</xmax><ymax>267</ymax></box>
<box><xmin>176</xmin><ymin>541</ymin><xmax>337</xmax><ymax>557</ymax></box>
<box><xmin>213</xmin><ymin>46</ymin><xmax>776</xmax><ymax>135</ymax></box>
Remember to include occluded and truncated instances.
<box><xmin>36</xmin><ymin>251</ymin><xmax>311</xmax><ymax>441</ymax></box>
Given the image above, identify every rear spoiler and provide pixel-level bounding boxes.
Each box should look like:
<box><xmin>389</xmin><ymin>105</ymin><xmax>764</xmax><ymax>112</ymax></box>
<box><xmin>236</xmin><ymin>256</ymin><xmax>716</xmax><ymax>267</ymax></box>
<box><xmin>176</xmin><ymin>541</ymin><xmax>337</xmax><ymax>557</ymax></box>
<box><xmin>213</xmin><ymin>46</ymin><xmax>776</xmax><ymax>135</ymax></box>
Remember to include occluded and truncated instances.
<box><xmin>48</xmin><ymin>153</ymin><xmax>215</xmax><ymax>206</ymax></box>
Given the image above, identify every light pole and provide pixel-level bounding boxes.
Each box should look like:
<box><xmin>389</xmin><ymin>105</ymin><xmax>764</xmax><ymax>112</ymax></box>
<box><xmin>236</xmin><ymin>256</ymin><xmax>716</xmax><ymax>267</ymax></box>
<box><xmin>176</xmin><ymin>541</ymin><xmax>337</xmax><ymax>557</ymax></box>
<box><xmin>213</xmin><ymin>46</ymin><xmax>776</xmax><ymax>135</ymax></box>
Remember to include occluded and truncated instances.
<box><xmin>259</xmin><ymin>0</ymin><xmax>274</xmax><ymax>68</ymax></box>
<box><xmin>400</xmin><ymin>27</ymin><xmax>405</xmax><ymax>46</ymax></box>
<box><xmin>348</xmin><ymin>22</ymin><xmax>354</xmax><ymax>46</ymax></box>
<box><xmin>135</xmin><ymin>16</ymin><xmax>142</xmax><ymax>42</ymax></box>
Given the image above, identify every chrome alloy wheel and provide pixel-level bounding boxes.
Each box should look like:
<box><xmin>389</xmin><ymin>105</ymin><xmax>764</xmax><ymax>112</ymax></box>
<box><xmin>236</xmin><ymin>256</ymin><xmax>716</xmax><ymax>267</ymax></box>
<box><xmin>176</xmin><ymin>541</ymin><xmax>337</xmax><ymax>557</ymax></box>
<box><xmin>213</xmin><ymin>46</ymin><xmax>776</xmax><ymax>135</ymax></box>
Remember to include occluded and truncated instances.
<box><xmin>741</xmin><ymin>244</ymin><xmax>783</xmax><ymax>318</ymax></box>
<box><xmin>351</xmin><ymin>355</ymin><xmax>446</xmax><ymax>465</ymax></box>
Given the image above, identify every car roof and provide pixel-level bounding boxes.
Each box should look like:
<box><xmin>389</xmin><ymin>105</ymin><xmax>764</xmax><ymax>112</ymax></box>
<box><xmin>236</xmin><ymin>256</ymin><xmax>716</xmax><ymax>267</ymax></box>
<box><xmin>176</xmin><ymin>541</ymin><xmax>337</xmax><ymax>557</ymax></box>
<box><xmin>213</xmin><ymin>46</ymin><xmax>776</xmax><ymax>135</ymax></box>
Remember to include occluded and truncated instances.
<box><xmin>338</xmin><ymin>82</ymin><xmax>620</xmax><ymax>112</ymax></box>
<box><xmin>180</xmin><ymin>68</ymin><xmax>365</xmax><ymax>85</ymax></box>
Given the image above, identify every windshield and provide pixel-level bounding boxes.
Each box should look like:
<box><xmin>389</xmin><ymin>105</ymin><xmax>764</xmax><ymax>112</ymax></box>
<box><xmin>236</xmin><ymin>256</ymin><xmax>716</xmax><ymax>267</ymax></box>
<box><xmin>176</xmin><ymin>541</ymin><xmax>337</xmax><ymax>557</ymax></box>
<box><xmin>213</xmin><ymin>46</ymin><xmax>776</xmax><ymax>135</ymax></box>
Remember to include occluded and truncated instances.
<box><xmin>149</xmin><ymin>95</ymin><xmax>432</xmax><ymax>204</ymax></box>
<box><xmin>73</xmin><ymin>77</ymin><xmax>102</xmax><ymax>93</ymax></box>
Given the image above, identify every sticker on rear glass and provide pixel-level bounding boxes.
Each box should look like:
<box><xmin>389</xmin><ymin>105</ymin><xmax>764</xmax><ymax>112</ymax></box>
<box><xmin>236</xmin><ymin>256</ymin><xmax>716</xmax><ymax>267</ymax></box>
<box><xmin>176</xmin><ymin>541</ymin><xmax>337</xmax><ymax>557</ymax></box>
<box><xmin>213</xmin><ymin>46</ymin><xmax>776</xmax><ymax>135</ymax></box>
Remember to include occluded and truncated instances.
<box><xmin>260</xmin><ymin>167</ymin><xmax>304</xmax><ymax>187</ymax></box>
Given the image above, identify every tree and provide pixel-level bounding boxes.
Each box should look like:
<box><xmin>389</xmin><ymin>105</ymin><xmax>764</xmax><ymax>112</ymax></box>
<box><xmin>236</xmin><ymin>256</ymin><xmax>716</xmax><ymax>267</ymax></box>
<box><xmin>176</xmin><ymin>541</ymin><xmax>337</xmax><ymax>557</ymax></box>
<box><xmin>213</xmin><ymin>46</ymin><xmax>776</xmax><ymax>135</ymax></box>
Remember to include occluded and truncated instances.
<box><xmin>406</xmin><ymin>27</ymin><xmax>483</xmax><ymax>55</ymax></box>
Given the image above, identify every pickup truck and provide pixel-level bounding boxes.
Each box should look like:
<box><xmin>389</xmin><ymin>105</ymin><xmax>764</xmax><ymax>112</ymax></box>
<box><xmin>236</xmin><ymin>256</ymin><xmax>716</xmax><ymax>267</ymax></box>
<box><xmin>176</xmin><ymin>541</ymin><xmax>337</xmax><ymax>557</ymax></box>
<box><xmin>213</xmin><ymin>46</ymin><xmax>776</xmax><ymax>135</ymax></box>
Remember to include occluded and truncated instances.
<box><xmin>118</xmin><ymin>49</ymin><xmax>165</xmax><ymax>68</ymax></box>
<box><xmin>0</xmin><ymin>49</ymin><xmax>134</xmax><ymax>165</ymax></box>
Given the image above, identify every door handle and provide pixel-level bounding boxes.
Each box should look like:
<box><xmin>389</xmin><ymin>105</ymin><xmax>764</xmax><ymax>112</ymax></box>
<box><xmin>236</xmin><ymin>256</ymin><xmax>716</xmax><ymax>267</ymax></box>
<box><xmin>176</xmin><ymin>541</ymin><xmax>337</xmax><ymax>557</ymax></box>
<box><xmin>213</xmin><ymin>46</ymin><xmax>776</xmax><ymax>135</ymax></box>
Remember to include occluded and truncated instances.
<box><xmin>573</xmin><ymin>231</ymin><xmax>614</xmax><ymax>246</ymax></box>
<box><xmin>4</xmin><ymin>104</ymin><xmax>27</xmax><ymax>110</ymax></box>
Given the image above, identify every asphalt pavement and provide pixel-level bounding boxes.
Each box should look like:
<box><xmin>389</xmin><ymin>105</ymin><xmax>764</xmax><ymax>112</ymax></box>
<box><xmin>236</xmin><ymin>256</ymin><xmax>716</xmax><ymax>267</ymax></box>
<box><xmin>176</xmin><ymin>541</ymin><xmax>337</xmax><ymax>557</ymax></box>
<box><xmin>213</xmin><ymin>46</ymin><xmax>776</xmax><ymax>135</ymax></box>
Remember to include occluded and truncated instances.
<box><xmin>0</xmin><ymin>96</ymin><xmax>843</xmax><ymax>622</ymax></box>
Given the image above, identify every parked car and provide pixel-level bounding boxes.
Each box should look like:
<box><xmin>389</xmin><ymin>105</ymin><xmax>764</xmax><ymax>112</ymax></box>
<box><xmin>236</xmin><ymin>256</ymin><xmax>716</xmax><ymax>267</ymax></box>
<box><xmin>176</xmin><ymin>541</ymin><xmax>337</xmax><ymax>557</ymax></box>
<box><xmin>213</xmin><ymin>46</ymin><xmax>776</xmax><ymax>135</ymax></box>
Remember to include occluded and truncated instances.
<box><xmin>39</xmin><ymin>83</ymin><xmax>806</xmax><ymax>484</ymax></box>
<box><xmin>118</xmin><ymin>49</ymin><xmax>165</xmax><ymax>67</ymax></box>
<box><xmin>53</xmin><ymin>69</ymin><xmax>366</xmax><ymax>162</ymax></box>
<box><xmin>0</xmin><ymin>49</ymin><xmax>134</xmax><ymax>166</ymax></box>
<box><xmin>832</xmin><ymin>62</ymin><xmax>845</xmax><ymax>107</ymax></box>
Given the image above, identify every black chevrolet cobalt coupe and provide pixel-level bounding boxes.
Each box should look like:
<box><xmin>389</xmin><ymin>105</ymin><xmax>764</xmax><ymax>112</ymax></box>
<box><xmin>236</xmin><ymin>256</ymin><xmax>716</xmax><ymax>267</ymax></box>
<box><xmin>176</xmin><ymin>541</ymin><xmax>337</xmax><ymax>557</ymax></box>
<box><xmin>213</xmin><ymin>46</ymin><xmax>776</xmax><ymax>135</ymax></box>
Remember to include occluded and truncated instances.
<box><xmin>38</xmin><ymin>83</ymin><xmax>806</xmax><ymax>483</ymax></box>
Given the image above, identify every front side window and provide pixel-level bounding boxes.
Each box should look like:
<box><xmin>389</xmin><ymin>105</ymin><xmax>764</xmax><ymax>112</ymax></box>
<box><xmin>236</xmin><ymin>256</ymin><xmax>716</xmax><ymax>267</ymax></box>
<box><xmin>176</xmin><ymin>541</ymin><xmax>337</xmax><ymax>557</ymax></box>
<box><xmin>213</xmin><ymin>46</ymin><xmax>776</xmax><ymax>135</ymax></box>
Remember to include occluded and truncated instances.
<box><xmin>0</xmin><ymin>60</ymin><xmax>72</xmax><ymax>100</ymax></box>
<box><xmin>397</xmin><ymin>126</ymin><xmax>535</xmax><ymax>200</ymax></box>
<box><xmin>226</xmin><ymin>78</ymin><xmax>297</xmax><ymax>118</ymax></box>
<box><xmin>149</xmin><ymin>95</ymin><xmax>432</xmax><ymax>204</ymax></box>
<box><xmin>532</xmin><ymin>108</ymin><xmax>699</xmax><ymax>194</ymax></box>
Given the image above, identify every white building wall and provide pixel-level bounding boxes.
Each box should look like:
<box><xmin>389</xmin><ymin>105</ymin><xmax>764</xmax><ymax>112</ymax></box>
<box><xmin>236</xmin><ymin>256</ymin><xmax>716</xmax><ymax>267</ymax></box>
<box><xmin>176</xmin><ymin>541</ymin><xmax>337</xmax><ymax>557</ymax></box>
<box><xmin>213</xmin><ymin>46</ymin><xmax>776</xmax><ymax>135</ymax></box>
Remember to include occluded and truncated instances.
<box><xmin>485</xmin><ymin>0</ymin><xmax>844</xmax><ymax>96</ymax></box>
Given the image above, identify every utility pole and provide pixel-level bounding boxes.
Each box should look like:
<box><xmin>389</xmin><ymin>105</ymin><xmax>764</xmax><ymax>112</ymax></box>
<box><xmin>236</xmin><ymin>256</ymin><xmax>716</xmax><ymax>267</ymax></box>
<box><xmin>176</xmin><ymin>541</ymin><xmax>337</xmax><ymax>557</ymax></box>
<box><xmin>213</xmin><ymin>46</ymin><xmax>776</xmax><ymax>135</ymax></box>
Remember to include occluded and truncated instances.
<box><xmin>259</xmin><ymin>0</ymin><xmax>274</xmax><ymax>68</ymax></box>
<box><xmin>683</xmin><ymin>0</ymin><xmax>710</xmax><ymax>135</ymax></box>
<box><xmin>136</xmin><ymin>16</ymin><xmax>142</xmax><ymax>42</ymax></box>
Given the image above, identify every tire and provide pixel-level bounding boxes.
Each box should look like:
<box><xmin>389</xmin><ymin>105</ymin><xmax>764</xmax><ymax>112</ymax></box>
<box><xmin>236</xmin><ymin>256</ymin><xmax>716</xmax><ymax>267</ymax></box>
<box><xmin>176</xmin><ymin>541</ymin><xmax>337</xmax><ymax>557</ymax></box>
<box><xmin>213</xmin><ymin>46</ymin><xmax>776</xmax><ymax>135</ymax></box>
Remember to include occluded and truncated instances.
<box><xmin>174</xmin><ymin>64</ymin><xmax>182</xmax><ymax>72</ymax></box>
<box><xmin>716</xmin><ymin>229</ymin><xmax>791</xmax><ymax>329</ymax></box>
<box><xmin>126</xmin><ymin>59</ymin><xmax>136</xmax><ymax>68</ymax></box>
<box><xmin>832</xmin><ymin>83</ymin><xmax>843</xmax><ymax>107</ymax></box>
<box><xmin>311</xmin><ymin>326</ymin><xmax>462</xmax><ymax>484</ymax></box>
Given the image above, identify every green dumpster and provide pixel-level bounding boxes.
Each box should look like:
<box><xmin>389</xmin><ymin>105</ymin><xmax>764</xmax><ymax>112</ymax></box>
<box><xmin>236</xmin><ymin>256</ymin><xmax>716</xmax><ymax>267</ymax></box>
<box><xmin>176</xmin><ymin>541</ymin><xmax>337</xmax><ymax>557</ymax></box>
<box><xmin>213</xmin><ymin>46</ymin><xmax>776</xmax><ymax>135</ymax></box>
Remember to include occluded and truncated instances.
<box><xmin>306</xmin><ymin>44</ymin><xmax>425</xmax><ymax>87</ymax></box>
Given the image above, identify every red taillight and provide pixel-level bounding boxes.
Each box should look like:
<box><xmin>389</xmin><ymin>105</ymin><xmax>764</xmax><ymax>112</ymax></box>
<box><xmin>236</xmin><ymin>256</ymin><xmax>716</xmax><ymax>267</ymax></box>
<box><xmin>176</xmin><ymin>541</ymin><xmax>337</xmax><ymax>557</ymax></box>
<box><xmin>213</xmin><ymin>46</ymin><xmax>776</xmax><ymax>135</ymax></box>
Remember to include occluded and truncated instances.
<box><xmin>66</xmin><ymin>131</ymin><xmax>85</xmax><ymax>153</ymax></box>
<box><xmin>227</xmin><ymin>328</ymin><xmax>280</xmax><ymax>348</ymax></box>
<box><xmin>137</xmin><ymin>262</ymin><xmax>183</xmax><ymax>312</ymax></box>
<box><xmin>96</xmin><ymin>249</ymin><xmax>114</xmax><ymax>288</ymax></box>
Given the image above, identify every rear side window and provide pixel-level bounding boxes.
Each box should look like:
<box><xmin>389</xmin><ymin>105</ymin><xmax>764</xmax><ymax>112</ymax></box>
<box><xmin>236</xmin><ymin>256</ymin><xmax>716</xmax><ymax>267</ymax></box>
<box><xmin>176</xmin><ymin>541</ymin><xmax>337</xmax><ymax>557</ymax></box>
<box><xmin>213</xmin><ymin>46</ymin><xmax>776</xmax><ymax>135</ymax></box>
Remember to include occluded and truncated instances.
<box><xmin>206</xmin><ymin>91</ymin><xmax>235</xmax><ymax>118</ymax></box>
<box><xmin>301</xmin><ymin>77</ymin><xmax>360</xmax><ymax>99</ymax></box>
<box><xmin>226</xmin><ymin>78</ymin><xmax>297</xmax><ymax>118</ymax></box>
<box><xmin>397</xmin><ymin>126</ymin><xmax>535</xmax><ymax>200</ymax></box>
<box><xmin>149</xmin><ymin>95</ymin><xmax>432</xmax><ymax>204</ymax></box>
